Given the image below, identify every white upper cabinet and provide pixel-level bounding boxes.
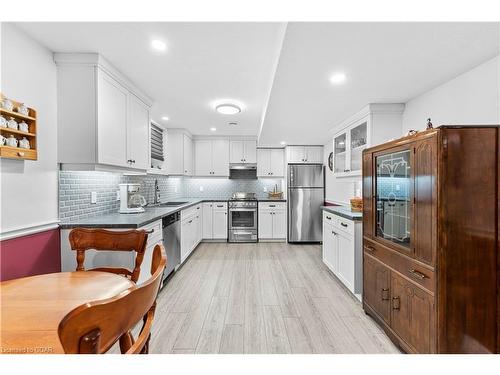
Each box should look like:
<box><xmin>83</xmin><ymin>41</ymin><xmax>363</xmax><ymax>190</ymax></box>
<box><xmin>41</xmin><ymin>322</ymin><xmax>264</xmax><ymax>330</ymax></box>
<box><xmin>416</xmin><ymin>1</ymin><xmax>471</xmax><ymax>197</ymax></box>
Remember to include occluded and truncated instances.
<box><xmin>230</xmin><ymin>140</ymin><xmax>257</xmax><ymax>164</ymax></box>
<box><xmin>183</xmin><ymin>134</ymin><xmax>193</xmax><ymax>176</ymax></box>
<box><xmin>195</xmin><ymin>140</ymin><xmax>212</xmax><ymax>176</ymax></box>
<box><xmin>127</xmin><ymin>94</ymin><xmax>150</xmax><ymax>170</ymax></box>
<box><xmin>195</xmin><ymin>139</ymin><xmax>229</xmax><ymax>176</ymax></box>
<box><xmin>257</xmin><ymin>148</ymin><xmax>284</xmax><ymax>177</ymax></box>
<box><xmin>55</xmin><ymin>53</ymin><xmax>152</xmax><ymax>171</ymax></box>
<box><xmin>166</xmin><ymin>129</ymin><xmax>193</xmax><ymax>176</ymax></box>
<box><xmin>97</xmin><ymin>72</ymin><xmax>128</xmax><ymax>168</ymax></box>
<box><xmin>286</xmin><ymin>145</ymin><xmax>323</xmax><ymax>164</ymax></box>
<box><xmin>331</xmin><ymin>103</ymin><xmax>404</xmax><ymax>177</ymax></box>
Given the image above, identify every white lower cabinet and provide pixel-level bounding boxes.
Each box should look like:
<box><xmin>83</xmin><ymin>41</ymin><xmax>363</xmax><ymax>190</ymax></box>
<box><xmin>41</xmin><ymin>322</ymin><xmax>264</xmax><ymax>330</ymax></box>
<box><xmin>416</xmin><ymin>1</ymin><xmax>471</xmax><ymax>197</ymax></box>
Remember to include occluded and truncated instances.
<box><xmin>202</xmin><ymin>202</ymin><xmax>228</xmax><ymax>240</ymax></box>
<box><xmin>322</xmin><ymin>210</ymin><xmax>362</xmax><ymax>300</ymax></box>
<box><xmin>258</xmin><ymin>202</ymin><xmax>287</xmax><ymax>241</ymax></box>
<box><xmin>180</xmin><ymin>204</ymin><xmax>202</xmax><ymax>264</ymax></box>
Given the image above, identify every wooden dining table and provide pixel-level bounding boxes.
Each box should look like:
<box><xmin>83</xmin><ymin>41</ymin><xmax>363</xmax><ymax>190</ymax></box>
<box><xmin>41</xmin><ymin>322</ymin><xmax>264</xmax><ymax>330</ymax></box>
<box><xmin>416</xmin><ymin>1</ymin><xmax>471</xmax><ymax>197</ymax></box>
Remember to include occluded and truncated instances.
<box><xmin>0</xmin><ymin>271</ymin><xmax>135</xmax><ymax>354</ymax></box>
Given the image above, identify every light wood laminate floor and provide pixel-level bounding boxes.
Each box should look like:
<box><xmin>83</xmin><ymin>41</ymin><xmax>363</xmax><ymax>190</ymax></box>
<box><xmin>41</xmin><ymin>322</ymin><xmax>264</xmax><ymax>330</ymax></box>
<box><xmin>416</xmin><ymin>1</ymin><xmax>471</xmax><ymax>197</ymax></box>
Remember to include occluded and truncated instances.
<box><xmin>149</xmin><ymin>242</ymin><xmax>400</xmax><ymax>354</ymax></box>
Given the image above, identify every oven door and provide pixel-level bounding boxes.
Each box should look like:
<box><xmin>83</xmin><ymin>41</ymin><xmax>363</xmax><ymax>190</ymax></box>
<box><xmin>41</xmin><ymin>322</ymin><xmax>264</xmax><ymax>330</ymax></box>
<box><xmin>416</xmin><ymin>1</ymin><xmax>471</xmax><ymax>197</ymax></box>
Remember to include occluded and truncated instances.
<box><xmin>229</xmin><ymin>208</ymin><xmax>257</xmax><ymax>230</ymax></box>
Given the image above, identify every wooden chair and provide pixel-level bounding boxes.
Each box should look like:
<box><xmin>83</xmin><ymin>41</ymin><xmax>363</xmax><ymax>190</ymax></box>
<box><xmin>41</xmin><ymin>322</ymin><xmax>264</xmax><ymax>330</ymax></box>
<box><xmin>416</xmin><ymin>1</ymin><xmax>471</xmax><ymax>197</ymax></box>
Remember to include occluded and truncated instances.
<box><xmin>58</xmin><ymin>244</ymin><xmax>167</xmax><ymax>354</ymax></box>
<box><xmin>69</xmin><ymin>228</ymin><xmax>150</xmax><ymax>283</ymax></box>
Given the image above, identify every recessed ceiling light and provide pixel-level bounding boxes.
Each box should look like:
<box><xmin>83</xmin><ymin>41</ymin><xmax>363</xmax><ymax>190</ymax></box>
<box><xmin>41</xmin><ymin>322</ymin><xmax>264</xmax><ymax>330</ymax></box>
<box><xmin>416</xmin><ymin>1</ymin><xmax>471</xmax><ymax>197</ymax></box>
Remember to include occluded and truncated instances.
<box><xmin>151</xmin><ymin>39</ymin><xmax>167</xmax><ymax>52</ymax></box>
<box><xmin>280</xmin><ymin>141</ymin><xmax>286</xmax><ymax>145</ymax></box>
<box><xmin>330</xmin><ymin>72</ymin><xmax>346</xmax><ymax>85</ymax></box>
<box><xmin>215</xmin><ymin>103</ymin><xmax>241</xmax><ymax>115</ymax></box>
<box><xmin>210</xmin><ymin>127</ymin><xmax>217</xmax><ymax>132</ymax></box>
<box><xmin>161</xmin><ymin>116</ymin><xmax>169</xmax><ymax>121</ymax></box>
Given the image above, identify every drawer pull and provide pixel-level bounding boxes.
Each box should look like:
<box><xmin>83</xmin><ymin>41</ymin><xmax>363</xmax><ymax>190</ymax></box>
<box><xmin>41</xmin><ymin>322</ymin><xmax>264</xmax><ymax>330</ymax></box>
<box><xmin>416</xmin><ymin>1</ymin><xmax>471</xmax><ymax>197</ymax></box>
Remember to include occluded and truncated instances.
<box><xmin>332</xmin><ymin>231</ymin><xmax>337</xmax><ymax>236</ymax></box>
<box><xmin>326</xmin><ymin>216</ymin><xmax>331</xmax><ymax>220</ymax></box>
<box><xmin>269</xmin><ymin>205</ymin><xmax>276</xmax><ymax>207</ymax></box>
<box><xmin>381</xmin><ymin>288</ymin><xmax>390</xmax><ymax>301</ymax></box>
<box><xmin>408</xmin><ymin>269</ymin><xmax>428</xmax><ymax>280</ymax></box>
<box><xmin>145</xmin><ymin>229</ymin><xmax>154</xmax><ymax>234</ymax></box>
<box><xmin>216</xmin><ymin>205</ymin><xmax>224</xmax><ymax>208</ymax></box>
<box><xmin>392</xmin><ymin>296</ymin><xmax>400</xmax><ymax>310</ymax></box>
<box><xmin>340</xmin><ymin>222</ymin><xmax>348</xmax><ymax>227</ymax></box>
<box><xmin>197</xmin><ymin>207</ymin><xmax>200</xmax><ymax>210</ymax></box>
<box><xmin>365</xmin><ymin>245</ymin><xmax>375</xmax><ymax>252</ymax></box>
<box><xmin>188</xmin><ymin>220</ymin><xmax>193</xmax><ymax>224</ymax></box>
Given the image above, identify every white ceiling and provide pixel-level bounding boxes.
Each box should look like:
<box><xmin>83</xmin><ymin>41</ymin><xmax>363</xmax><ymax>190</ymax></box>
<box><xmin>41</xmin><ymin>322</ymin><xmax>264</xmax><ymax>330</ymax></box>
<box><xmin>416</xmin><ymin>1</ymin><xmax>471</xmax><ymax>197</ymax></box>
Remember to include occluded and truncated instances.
<box><xmin>259</xmin><ymin>22</ymin><xmax>500</xmax><ymax>146</ymax></box>
<box><xmin>14</xmin><ymin>22</ymin><xmax>500</xmax><ymax>146</ymax></box>
<box><xmin>14</xmin><ymin>22</ymin><xmax>286</xmax><ymax>137</ymax></box>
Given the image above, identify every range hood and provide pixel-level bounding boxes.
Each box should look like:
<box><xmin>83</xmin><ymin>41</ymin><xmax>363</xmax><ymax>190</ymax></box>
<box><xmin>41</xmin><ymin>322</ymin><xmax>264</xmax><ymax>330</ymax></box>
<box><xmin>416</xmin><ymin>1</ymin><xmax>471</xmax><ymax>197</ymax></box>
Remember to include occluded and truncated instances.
<box><xmin>229</xmin><ymin>163</ymin><xmax>257</xmax><ymax>179</ymax></box>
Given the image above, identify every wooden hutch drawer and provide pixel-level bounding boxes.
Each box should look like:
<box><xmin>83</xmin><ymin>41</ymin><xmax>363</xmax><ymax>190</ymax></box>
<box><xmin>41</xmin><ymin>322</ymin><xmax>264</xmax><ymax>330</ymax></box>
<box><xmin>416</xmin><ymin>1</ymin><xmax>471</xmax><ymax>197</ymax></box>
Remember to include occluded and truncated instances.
<box><xmin>364</xmin><ymin>237</ymin><xmax>435</xmax><ymax>294</ymax></box>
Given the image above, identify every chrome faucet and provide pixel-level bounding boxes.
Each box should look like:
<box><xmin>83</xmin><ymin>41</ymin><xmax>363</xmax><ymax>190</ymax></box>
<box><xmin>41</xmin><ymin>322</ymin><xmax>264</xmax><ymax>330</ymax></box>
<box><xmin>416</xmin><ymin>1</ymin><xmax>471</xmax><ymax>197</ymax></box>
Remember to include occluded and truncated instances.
<box><xmin>154</xmin><ymin>179</ymin><xmax>161</xmax><ymax>204</ymax></box>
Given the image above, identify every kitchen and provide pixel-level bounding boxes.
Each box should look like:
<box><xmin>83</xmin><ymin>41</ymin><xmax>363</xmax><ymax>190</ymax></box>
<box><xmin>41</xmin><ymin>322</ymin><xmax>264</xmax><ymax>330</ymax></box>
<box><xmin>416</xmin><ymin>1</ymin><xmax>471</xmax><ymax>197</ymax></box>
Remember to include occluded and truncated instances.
<box><xmin>1</xmin><ymin>15</ymin><xmax>500</xmax><ymax>363</ymax></box>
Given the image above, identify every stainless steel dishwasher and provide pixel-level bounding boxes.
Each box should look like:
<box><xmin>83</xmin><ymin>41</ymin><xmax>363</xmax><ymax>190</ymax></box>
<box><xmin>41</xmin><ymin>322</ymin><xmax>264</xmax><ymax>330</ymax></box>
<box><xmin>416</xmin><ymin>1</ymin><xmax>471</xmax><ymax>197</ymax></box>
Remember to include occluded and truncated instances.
<box><xmin>161</xmin><ymin>211</ymin><xmax>181</xmax><ymax>287</ymax></box>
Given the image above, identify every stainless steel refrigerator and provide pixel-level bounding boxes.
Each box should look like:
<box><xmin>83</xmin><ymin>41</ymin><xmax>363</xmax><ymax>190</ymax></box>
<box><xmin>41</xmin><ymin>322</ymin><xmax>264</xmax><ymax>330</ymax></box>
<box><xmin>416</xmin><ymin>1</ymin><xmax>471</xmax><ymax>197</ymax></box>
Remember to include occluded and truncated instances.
<box><xmin>287</xmin><ymin>164</ymin><xmax>324</xmax><ymax>242</ymax></box>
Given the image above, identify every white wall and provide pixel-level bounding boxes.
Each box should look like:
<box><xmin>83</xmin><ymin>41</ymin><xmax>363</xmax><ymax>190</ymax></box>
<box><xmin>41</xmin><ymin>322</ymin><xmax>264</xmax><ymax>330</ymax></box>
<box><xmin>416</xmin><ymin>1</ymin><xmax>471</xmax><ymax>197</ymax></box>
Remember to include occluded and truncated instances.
<box><xmin>0</xmin><ymin>23</ymin><xmax>59</xmax><ymax>237</ymax></box>
<box><xmin>324</xmin><ymin>55</ymin><xmax>499</xmax><ymax>206</ymax></box>
<box><xmin>403</xmin><ymin>56</ymin><xmax>500</xmax><ymax>133</ymax></box>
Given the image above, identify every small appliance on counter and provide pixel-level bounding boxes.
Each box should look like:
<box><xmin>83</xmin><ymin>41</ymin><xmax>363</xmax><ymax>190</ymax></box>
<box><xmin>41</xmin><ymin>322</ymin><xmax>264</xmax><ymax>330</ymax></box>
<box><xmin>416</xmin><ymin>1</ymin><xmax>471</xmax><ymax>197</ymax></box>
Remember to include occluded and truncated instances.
<box><xmin>119</xmin><ymin>183</ymin><xmax>147</xmax><ymax>214</ymax></box>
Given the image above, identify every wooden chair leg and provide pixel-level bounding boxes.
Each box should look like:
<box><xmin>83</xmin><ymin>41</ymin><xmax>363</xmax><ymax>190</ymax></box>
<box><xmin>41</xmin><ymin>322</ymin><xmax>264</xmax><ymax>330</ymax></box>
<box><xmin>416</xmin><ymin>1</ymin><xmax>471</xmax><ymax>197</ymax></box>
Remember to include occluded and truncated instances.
<box><xmin>140</xmin><ymin>333</ymin><xmax>151</xmax><ymax>354</ymax></box>
<box><xmin>119</xmin><ymin>331</ymin><xmax>134</xmax><ymax>353</ymax></box>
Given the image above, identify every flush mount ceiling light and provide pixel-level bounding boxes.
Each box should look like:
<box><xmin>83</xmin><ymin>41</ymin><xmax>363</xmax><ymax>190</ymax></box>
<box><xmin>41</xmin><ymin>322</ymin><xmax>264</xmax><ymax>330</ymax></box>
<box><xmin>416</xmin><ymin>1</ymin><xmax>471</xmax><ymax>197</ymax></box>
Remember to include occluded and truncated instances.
<box><xmin>161</xmin><ymin>116</ymin><xmax>169</xmax><ymax>121</ymax></box>
<box><xmin>215</xmin><ymin>103</ymin><xmax>242</xmax><ymax>115</ymax></box>
<box><xmin>280</xmin><ymin>141</ymin><xmax>286</xmax><ymax>145</ymax></box>
<box><xmin>330</xmin><ymin>72</ymin><xmax>347</xmax><ymax>85</ymax></box>
<box><xmin>210</xmin><ymin>127</ymin><xmax>217</xmax><ymax>132</ymax></box>
<box><xmin>151</xmin><ymin>39</ymin><xmax>167</xmax><ymax>52</ymax></box>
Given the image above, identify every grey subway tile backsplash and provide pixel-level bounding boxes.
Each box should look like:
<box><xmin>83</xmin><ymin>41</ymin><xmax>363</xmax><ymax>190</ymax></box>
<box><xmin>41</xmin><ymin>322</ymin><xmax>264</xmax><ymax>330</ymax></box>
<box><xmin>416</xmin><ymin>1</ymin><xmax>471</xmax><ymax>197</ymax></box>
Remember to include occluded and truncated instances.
<box><xmin>59</xmin><ymin>171</ymin><xmax>285</xmax><ymax>222</ymax></box>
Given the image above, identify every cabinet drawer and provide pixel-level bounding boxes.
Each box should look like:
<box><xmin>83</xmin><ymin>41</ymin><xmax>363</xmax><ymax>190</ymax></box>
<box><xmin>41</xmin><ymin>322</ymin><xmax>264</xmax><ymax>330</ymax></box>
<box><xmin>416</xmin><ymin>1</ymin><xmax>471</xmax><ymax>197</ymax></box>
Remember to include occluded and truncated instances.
<box><xmin>323</xmin><ymin>210</ymin><xmax>335</xmax><ymax>224</ymax></box>
<box><xmin>259</xmin><ymin>202</ymin><xmax>286</xmax><ymax>210</ymax></box>
<box><xmin>213</xmin><ymin>202</ymin><xmax>228</xmax><ymax>211</ymax></box>
<box><xmin>141</xmin><ymin>220</ymin><xmax>162</xmax><ymax>246</ymax></box>
<box><xmin>364</xmin><ymin>238</ymin><xmax>435</xmax><ymax>293</ymax></box>
<box><xmin>181</xmin><ymin>204</ymin><xmax>202</xmax><ymax>221</ymax></box>
<box><xmin>333</xmin><ymin>217</ymin><xmax>354</xmax><ymax>236</ymax></box>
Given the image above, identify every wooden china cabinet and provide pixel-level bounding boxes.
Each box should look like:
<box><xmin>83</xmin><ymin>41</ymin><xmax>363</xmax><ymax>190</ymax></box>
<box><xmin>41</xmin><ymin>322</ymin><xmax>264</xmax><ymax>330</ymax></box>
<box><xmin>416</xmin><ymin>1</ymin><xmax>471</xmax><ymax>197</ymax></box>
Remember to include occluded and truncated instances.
<box><xmin>362</xmin><ymin>126</ymin><xmax>500</xmax><ymax>353</ymax></box>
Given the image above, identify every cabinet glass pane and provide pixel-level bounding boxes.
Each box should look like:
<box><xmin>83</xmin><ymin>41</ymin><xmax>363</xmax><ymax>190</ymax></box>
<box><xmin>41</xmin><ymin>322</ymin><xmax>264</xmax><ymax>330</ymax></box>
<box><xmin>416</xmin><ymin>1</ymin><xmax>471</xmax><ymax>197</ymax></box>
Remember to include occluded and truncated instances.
<box><xmin>375</xmin><ymin>149</ymin><xmax>411</xmax><ymax>247</ymax></box>
<box><xmin>350</xmin><ymin>122</ymin><xmax>367</xmax><ymax>172</ymax></box>
<box><xmin>334</xmin><ymin>133</ymin><xmax>346</xmax><ymax>173</ymax></box>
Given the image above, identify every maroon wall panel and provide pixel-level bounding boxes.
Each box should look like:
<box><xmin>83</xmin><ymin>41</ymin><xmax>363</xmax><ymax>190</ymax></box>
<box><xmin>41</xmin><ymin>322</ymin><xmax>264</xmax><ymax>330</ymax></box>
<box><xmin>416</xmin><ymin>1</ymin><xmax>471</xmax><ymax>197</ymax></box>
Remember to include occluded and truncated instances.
<box><xmin>0</xmin><ymin>228</ymin><xmax>61</xmax><ymax>281</ymax></box>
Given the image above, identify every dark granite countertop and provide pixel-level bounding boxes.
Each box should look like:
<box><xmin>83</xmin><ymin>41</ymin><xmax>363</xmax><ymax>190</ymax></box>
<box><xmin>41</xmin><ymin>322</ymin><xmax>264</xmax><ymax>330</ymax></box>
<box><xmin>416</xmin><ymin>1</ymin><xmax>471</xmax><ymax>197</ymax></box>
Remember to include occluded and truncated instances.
<box><xmin>321</xmin><ymin>205</ymin><xmax>362</xmax><ymax>221</ymax></box>
<box><xmin>60</xmin><ymin>197</ymin><xmax>287</xmax><ymax>229</ymax></box>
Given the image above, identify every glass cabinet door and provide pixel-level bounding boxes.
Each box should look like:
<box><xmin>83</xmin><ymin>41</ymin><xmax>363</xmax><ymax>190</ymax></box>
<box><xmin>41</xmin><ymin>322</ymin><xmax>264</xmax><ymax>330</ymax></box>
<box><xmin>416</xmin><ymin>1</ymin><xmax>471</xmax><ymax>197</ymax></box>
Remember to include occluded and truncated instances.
<box><xmin>375</xmin><ymin>149</ymin><xmax>412</xmax><ymax>249</ymax></box>
<box><xmin>350</xmin><ymin>121</ymin><xmax>367</xmax><ymax>172</ymax></box>
<box><xmin>333</xmin><ymin>133</ymin><xmax>346</xmax><ymax>173</ymax></box>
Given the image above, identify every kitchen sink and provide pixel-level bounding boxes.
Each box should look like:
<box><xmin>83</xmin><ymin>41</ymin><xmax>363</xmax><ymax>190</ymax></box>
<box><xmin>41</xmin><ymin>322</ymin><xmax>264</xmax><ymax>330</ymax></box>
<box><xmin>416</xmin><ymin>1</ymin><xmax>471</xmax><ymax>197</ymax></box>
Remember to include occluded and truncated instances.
<box><xmin>158</xmin><ymin>201</ymin><xmax>189</xmax><ymax>207</ymax></box>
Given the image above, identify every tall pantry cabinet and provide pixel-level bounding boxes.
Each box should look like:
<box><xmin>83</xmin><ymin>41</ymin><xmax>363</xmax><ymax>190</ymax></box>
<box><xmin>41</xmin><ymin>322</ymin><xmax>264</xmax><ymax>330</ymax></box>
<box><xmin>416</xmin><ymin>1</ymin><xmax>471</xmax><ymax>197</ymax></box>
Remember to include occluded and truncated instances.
<box><xmin>362</xmin><ymin>126</ymin><xmax>500</xmax><ymax>354</ymax></box>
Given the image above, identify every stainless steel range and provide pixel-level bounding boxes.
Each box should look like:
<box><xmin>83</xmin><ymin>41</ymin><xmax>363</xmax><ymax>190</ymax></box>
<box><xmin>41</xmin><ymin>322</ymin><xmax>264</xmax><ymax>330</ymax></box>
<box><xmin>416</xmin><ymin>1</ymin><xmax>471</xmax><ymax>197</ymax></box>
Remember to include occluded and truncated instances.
<box><xmin>228</xmin><ymin>192</ymin><xmax>258</xmax><ymax>243</ymax></box>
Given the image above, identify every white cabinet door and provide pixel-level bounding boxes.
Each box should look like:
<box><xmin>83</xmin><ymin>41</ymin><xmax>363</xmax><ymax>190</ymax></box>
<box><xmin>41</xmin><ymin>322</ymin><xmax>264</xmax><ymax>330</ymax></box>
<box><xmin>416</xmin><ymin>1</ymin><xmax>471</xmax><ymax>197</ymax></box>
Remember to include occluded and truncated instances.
<box><xmin>287</xmin><ymin>146</ymin><xmax>305</xmax><ymax>163</ymax></box>
<box><xmin>195</xmin><ymin>140</ymin><xmax>212</xmax><ymax>176</ymax></box>
<box><xmin>323</xmin><ymin>222</ymin><xmax>335</xmax><ymax>270</ymax></box>
<box><xmin>127</xmin><ymin>94</ymin><xmax>150</xmax><ymax>170</ymax></box>
<box><xmin>180</xmin><ymin>219</ymin><xmax>191</xmax><ymax>263</ymax></box>
<box><xmin>270</xmin><ymin>149</ymin><xmax>284</xmax><ymax>176</ymax></box>
<box><xmin>272</xmin><ymin>210</ymin><xmax>287</xmax><ymax>239</ymax></box>
<box><xmin>212</xmin><ymin>139</ymin><xmax>230</xmax><ymax>176</ymax></box>
<box><xmin>337</xmin><ymin>231</ymin><xmax>354</xmax><ymax>292</ymax></box>
<box><xmin>257</xmin><ymin>149</ymin><xmax>271</xmax><ymax>177</ymax></box>
<box><xmin>258</xmin><ymin>210</ymin><xmax>273</xmax><ymax>239</ymax></box>
<box><xmin>212</xmin><ymin>207</ymin><xmax>228</xmax><ymax>239</ymax></box>
<box><xmin>230</xmin><ymin>141</ymin><xmax>245</xmax><ymax>163</ymax></box>
<box><xmin>202</xmin><ymin>202</ymin><xmax>213</xmax><ymax>239</ymax></box>
<box><xmin>194</xmin><ymin>213</ymin><xmax>202</xmax><ymax>248</ymax></box>
<box><xmin>183</xmin><ymin>134</ymin><xmax>193</xmax><ymax>175</ymax></box>
<box><xmin>243</xmin><ymin>140</ymin><xmax>257</xmax><ymax>163</ymax></box>
<box><xmin>97</xmin><ymin>72</ymin><xmax>128</xmax><ymax>167</ymax></box>
<box><xmin>305</xmin><ymin>146</ymin><xmax>323</xmax><ymax>163</ymax></box>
